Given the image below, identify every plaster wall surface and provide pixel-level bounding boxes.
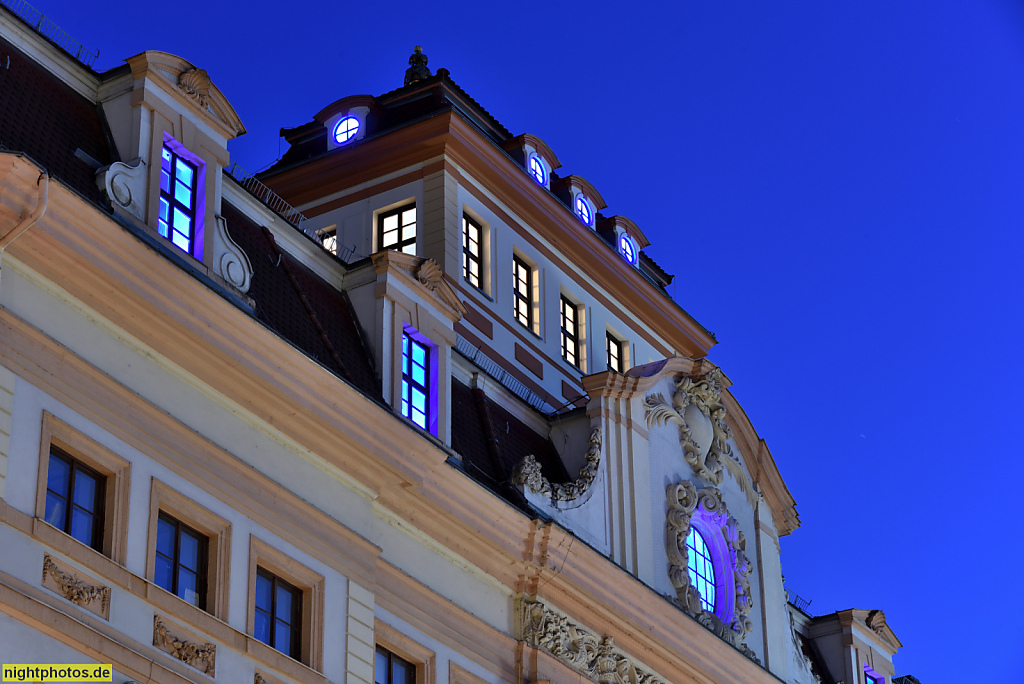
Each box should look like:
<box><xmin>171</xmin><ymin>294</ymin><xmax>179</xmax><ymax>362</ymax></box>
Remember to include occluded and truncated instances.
<box><xmin>0</xmin><ymin>256</ymin><xmax>516</xmax><ymax>635</ymax></box>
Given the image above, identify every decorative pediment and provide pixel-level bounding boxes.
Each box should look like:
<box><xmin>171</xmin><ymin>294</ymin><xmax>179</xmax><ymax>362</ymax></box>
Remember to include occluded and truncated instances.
<box><xmin>372</xmin><ymin>251</ymin><xmax>466</xmax><ymax>321</ymax></box>
<box><xmin>666</xmin><ymin>481</ymin><xmax>756</xmax><ymax>660</ymax></box>
<box><xmin>645</xmin><ymin>366</ymin><xmax>756</xmax><ymax>505</ymax></box>
<box><xmin>516</xmin><ymin>596</ymin><xmax>669</xmax><ymax>684</ymax></box>
<box><xmin>125</xmin><ymin>51</ymin><xmax>246</xmax><ymax>139</ymax></box>
<box><xmin>512</xmin><ymin>427</ymin><xmax>601</xmax><ymax>504</ymax></box>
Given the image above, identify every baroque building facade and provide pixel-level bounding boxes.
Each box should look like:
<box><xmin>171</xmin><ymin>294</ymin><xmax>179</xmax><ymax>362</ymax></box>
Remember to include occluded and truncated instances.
<box><xmin>0</xmin><ymin>6</ymin><xmax>912</xmax><ymax>684</ymax></box>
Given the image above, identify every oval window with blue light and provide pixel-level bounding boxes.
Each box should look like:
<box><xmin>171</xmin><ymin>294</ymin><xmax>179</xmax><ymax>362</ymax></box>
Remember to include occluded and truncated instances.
<box><xmin>686</xmin><ymin>527</ymin><xmax>717</xmax><ymax>613</ymax></box>
<box><xmin>528</xmin><ymin>156</ymin><xmax>546</xmax><ymax>185</ymax></box>
<box><xmin>575</xmin><ymin>195</ymin><xmax>591</xmax><ymax>225</ymax></box>
<box><xmin>333</xmin><ymin>116</ymin><xmax>360</xmax><ymax>145</ymax></box>
<box><xmin>618</xmin><ymin>234</ymin><xmax>637</xmax><ymax>264</ymax></box>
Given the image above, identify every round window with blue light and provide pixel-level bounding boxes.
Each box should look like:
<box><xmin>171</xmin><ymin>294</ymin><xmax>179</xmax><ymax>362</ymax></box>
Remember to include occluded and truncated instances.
<box><xmin>333</xmin><ymin>116</ymin><xmax>360</xmax><ymax>145</ymax></box>
<box><xmin>618</xmin><ymin>234</ymin><xmax>637</xmax><ymax>264</ymax></box>
<box><xmin>528</xmin><ymin>156</ymin><xmax>546</xmax><ymax>185</ymax></box>
<box><xmin>575</xmin><ymin>196</ymin><xmax>591</xmax><ymax>225</ymax></box>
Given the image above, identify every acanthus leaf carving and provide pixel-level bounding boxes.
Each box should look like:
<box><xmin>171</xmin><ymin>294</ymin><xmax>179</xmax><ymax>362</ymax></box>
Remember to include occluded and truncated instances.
<box><xmin>153</xmin><ymin>616</ymin><xmax>216</xmax><ymax>675</ymax></box>
<box><xmin>517</xmin><ymin>596</ymin><xmax>669</xmax><ymax>684</ymax></box>
<box><xmin>512</xmin><ymin>427</ymin><xmax>601</xmax><ymax>502</ymax></box>
<box><xmin>645</xmin><ymin>367</ymin><xmax>757</xmax><ymax>505</ymax></box>
<box><xmin>42</xmin><ymin>555</ymin><xmax>110</xmax><ymax>615</ymax></box>
<box><xmin>665</xmin><ymin>482</ymin><xmax>756</xmax><ymax>659</ymax></box>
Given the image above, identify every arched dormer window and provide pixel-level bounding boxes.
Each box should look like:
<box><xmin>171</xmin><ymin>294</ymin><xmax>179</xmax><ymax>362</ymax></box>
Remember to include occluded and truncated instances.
<box><xmin>574</xmin><ymin>195</ymin><xmax>592</xmax><ymax>226</ymax></box>
<box><xmin>500</xmin><ymin>134</ymin><xmax>561</xmax><ymax>191</ymax></box>
<box><xmin>528</xmin><ymin>155</ymin><xmax>547</xmax><ymax>185</ymax></box>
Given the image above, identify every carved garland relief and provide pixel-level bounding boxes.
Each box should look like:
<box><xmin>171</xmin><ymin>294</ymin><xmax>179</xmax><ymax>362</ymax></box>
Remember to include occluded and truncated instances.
<box><xmin>666</xmin><ymin>481</ymin><xmax>757</xmax><ymax>660</ymax></box>
<box><xmin>644</xmin><ymin>367</ymin><xmax>756</xmax><ymax>505</ymax></box>
<box><xmin>153</xmin><ymin>616</ymin><xmax>216</xmax><ymax>675</ymax></box>
<box><xmin>41</xmin><ymin>555</ymin><xmax>110</xmax><ymax>620</ymax></box>
<box><xmin>517</xmin><ymin>596</ymin><xmax>669</xmax><ymax>684</ymax></box>
<box><xmin>512</xmin><ymin>427</ymin><xmax>602</xmax><ymax>502</ymax></box>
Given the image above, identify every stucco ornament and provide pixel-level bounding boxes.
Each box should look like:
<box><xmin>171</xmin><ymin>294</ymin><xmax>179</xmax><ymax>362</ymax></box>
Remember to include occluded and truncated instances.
<box><xmin>96</xmin><ymin>158</ymin><xmax>147</xmax><ymax>222</ymax></box>
<box><xmin>665</xmin><ymin>481</ymin><xmax>757</xmax><ymax>659</ymax></box>
<box><xmin>512</xmin><ymin>427</ymin><xmax>601</xmax><ymax>501</ymax></box>
<box><xmin>645</xmin><ymin>367</ymin><xmax>756</xmax><ymax>504</ymax></box>
<box><xmin>517</xmin><ymin>596</ymin><xmax>669</xmax><ymax>684</ymax></box>
<box><xmin>212</xmin><ymin>215</ymin><xmax>253</xmax><ymax>292</ymax></box>
<box><xmin>153</xmin><ymin>616</ymin><xmax>216</xmax><ymax>675</ymax></box>
<box><xmin>178</xmin><ymin>67</ymin><xmax>211</xmax><ymax>107</ymax></box>
<box><xmin>41</xmin><ymin>555</ymin><xmax>110</xmax><ymax>612</ymax></box>
<box><xmin>416</xmin><ymin>258</ymin><xmax>443</xmax><ymax>290</ymax></box>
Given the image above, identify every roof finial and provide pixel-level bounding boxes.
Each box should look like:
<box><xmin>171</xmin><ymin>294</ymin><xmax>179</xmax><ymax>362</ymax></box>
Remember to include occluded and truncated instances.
<box><xmin>404</xmin><ymin>45</ymin><xmax>432</xmax><ymax>86</ymax></box>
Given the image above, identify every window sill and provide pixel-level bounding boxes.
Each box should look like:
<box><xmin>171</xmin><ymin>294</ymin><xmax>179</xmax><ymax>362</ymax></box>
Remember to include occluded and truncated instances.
<box><xmin>0</xmin><ymin>506</ymin><xmax>328</xmax><ymax>684</ymax></box>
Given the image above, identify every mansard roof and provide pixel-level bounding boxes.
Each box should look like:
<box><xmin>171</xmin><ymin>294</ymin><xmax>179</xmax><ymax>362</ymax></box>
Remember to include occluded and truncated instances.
<box><xmin>0</xmin><ymin>31</ymin><xmax>113</xmax><ymax>207</ymax></box>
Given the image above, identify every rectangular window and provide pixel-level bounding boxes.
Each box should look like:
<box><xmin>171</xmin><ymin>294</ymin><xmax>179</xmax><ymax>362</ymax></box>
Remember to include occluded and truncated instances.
<box><xmin>378</xmin><ymin>204</ymin><xmax>417</xmax><ymax>255</ymax></box>
<box><xmin>606</xmin><ymin>332</ymin><xmax>624</xmax><ymax>373</ymax></box>
<box><xmin>513</xmin><ymin>255</ymin><xmax>533</xmax><ymax>329</ymax></box>
<box><xmin>155</xmin><ymin>512</ymin><xmax>209</xmax><ymax>610</ymax></box>
<box><xmin>375</xmin><ymin>645</ymin><xmax>416</xmax><ymax>684</ymax></box>
<box><xmin>255</xmin><ymin>567</ymin><xmax>302</xmax><ymax>660</ymax></box>
<box><xmin>159</xmin><ymin>145</ymin><xmax>199</xmax><ymax>255</ymax></box>
<box><xmin>462</xmin><ymin>214</ymin><xmax>482</xmax><ymax>289</ymax></box>
<box><xmin>402</xmin><ymin>332</ymin><xmax>430</xmax><ymax>430</ymax></box>
<box><xmin>44</xmin><ymin>446</ymin><xmax>105</xmax><ymax>552</ymax></box>
<box><xmin>560</xmin><ymin>296</ymin><xmax>580</xmax><ymax>369</ymax></box>
<box><xmin>864</xmin><ymin>676</ymin><xmax>878</xmax><ymax>684</ymax></box>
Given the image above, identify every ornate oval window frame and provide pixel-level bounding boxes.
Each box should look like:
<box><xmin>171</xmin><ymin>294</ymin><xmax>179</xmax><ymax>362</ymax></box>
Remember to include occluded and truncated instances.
<box><xmin>666</xmin><ymin>481</ymin><xmax>755</xmax><ymax>656</ymax></box>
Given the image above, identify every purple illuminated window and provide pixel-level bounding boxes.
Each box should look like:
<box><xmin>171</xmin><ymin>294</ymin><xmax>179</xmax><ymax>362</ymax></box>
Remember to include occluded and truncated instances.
<box><xmin>575</xmin><ymin>195</ymin><xmax>592</xmax><ymax>225</ymax></box>
<box><xmin>159</xmin><ymin>145</ymin><xmax>199</xmax><ymax>256</ymax></box>
<box><xmin>333</xmin><ymin>116</ymin><xmax>360</xmax><ymax>145</ymax></box>
<box><xmin>686</xmin><ymin>527</ymin><xmax>716</xmax><ymax>613</ymax></box>
<box><xmin>402</xmin><ymin>332</ymin><xmax>431</xmax><ymax>430</ymax></box>
<box><xmin>528</xmin><ymin>156</ymin><xmax>546</xmax><ymax>185</ymax></box>
<box><xmin>618</xmin><ymin>234</ymin><xmax>637</xmax><ymax>264</ymax></box>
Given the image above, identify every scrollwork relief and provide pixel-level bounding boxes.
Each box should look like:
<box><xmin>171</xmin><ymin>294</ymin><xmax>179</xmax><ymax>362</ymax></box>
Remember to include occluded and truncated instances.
<box><xmin>516</xmin><ymin>596</ymin><xmax>668</xmax><ymax>684</ymax></box>
<box><xmin>665</xmin><ymin>481</ymin><xmax>756</xmax><ymax>659</ymax></box>
<box><xmin>512</xmin><ymin>428</ymin><xmax>601</xmax><ymax>502</ymax></box>
<box><xmin>153</xmin><ymin>616</ymin><xmax>216</xmax><ymax>675</ymax></box>
<box><xmin>41</xmin><ymin>555</ymin><xmax>110</xmax><ymax>617</ymax></box>
<box><xmin>212</xmin><ymin>215</ymin><xmax>253</xmax><ymax>292</ymax></box>
<box><xmin>645</xmin><ymin>367</ymin><xmax>756</xmax><ymax>504</ymax></box>
<box><xmin>96</xmin><ymin>158</ymin><xmax>147</xmax><ymax>222</ymax></box>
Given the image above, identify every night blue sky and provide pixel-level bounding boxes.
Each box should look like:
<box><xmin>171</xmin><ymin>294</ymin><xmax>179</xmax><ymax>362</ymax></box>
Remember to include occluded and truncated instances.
<box><xmin>25</xmin><ymin>1</ymin><xmax>1024</xmax><ymax>681</ymax></box>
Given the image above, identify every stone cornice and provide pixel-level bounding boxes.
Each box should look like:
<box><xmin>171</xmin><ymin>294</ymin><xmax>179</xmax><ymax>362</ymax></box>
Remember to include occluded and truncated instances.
<box><xmin>0</xmin><ymin>157</ymin><xmax>783</xmax><ymax>684</ymax></box>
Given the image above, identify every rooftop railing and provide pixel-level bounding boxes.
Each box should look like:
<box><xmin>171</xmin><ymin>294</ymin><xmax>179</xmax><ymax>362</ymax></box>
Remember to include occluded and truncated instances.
<box><xmin>0</xmin><ymin>0</ymin><xmax>98</xmax><ymax>68</ymax></box>
<box><xmin>784</xmin><ymin>585</ymin><xmax>813</xmax><ymax>614</ymax></box>
<box><xmin>455</xmin><ymin>335</ymin><xmax>552</xmax><ymax>413</ymax></box>
<box><xmin>225</xmin><ymin>161</ymin><xmax>309</xmax><ymax>235</ymax></box>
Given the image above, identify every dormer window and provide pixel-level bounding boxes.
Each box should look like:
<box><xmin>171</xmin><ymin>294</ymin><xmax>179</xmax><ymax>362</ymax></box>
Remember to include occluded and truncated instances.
<box><xmin>528</xmin><ymin>156</ymin><xmax>546</xmax><ymax>185</ymax></box>
<box><xmin>333</xmin><ymin>116</ymin><xmax>360</xmax><ymax>145</ymax></box>
<box><xmin>159</xmin><ymin>144</ymin><xmax>200</xmax><ymax>256</ymax></box>
<box><xmin>618</xmin><ymin>234</ymin><xmax>637</xmax><ymax>265</ymax></box>
<box><xmin>574</xmin><ymin>195</ymin><xmax>592</xmax><ymax>226</ymax></box>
